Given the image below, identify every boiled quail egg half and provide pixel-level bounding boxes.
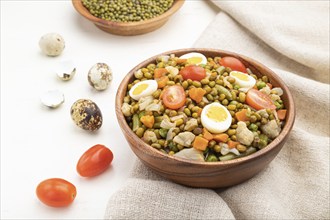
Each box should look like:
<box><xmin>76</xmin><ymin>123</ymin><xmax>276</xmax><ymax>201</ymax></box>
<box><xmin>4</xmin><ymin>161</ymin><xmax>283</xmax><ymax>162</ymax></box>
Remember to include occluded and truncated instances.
<box><xmin>230</xmin><ymin>71</ymin><xmax>256</xmax><ymax>90</ymax></box>
<box><xmin>201</xmin><ymin>102</ymin><xmax>232</xmax><ymax>134</ymax></box>
<box><xmin>129</xmin><ymin>80</ymin><xmax>158</xmax><ymax>101</ymax></box>
<box><xmin>179</xmin><ymin>52</ymin><xmax>207</xmax><ymax>65</ymax></box>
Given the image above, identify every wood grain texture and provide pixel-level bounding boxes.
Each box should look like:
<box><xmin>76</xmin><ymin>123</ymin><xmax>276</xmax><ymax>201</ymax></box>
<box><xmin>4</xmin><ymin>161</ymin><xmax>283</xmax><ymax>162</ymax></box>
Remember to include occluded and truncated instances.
<box><xmin>72</xmin><ymin>0</ymin><xmax>185</xmax><ymax>36</ymax></box>
<box><xmin>115</xmin><ymin>48</ymin><xmax>295</xmax><ymax>188</ymax></box>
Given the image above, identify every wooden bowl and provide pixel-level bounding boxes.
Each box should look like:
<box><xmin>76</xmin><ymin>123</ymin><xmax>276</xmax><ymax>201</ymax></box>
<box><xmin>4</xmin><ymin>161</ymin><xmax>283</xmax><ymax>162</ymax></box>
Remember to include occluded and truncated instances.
<box><xmin>115</xmin><ymin>48</ymin><xmax>295</xmax><ymax>188</ymax></box>
<box><xmin>72</xmin><ymin>0</ymin><xmax>185</xmax><ymax>36</ymax></box>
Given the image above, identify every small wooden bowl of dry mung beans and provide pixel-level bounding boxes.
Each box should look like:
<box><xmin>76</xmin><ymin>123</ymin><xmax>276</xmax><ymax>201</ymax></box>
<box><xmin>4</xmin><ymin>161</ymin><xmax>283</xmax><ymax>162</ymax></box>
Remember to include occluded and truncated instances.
<box><xmin>115</xmin><ymin>48</ymin><xmax>295</xmax><ymax>188</ymax></box>
<box><xmin>72</xmin><ymin>0</ymin><xmax>185</xmax><ymax>35</ymax></box>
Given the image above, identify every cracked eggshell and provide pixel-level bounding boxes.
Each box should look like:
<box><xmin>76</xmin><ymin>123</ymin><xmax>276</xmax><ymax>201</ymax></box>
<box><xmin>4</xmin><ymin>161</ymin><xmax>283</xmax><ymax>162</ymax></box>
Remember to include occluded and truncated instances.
<box><xmin>40</xmin><ymin>90</ymin><xmax>65</xmax><ymax>108</ymax></box>
<box><xmin>39</xmin><ymin>33</ymin><xmax>65</xmax><ymax>57</ymax></box>
<box><xmin>70</xmin><ymin>99</ymin><xmax>103</xmax><ymax>131</ymax></box>
<box><xmin>56</xmin><ymin>60</ymin><xmax>76</xmax><ymax>81</ymax></box>
<box><xmin>87</xmin><ymin>63</ymin><xmax>113</xmax><ymax>91</ymax></box>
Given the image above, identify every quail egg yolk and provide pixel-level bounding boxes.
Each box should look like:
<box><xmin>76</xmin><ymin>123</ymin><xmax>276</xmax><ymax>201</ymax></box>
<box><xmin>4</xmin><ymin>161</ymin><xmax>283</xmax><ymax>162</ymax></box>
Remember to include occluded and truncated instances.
<box><xmin>207</xmin><ymin>105</ymin><xmax>228</xmax><ymax>122</ymax></box>
<box><xmin>132</xmin><ymin>83</ymin><xmax>148</xmax><ymax>95</ymax></box>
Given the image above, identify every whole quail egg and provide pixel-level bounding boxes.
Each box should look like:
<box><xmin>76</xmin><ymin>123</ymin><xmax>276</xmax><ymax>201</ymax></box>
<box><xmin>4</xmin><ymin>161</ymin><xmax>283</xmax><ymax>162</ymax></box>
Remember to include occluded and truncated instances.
<box><xmin>88</xmin><ymin>63</ymin><xmax>113</xmax><ymax>91</ymax></box>
<box><xmin>39</xmin><ymin>33</ymin><xmax>65</xmax><ymax>57</ymax></box>
<box><xmin>70</xmin><ymin>99</ymin><xmax>103</xmax><ymax>131</ymax></box>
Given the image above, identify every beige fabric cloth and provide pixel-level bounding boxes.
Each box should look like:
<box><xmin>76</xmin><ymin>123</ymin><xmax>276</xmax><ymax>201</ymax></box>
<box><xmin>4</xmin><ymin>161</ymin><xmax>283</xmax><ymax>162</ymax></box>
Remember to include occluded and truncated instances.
<box><xmin>105</xmin><ymin>1</ymin><xmax>330</xmax><ymax>219</ymax></box>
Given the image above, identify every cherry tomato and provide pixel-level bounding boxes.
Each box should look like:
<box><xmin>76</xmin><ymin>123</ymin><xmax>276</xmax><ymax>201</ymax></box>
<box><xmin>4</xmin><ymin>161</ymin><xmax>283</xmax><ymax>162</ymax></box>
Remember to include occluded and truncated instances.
<box><xmin>219</xmin><ymin>56</ymin><xmax>247</xmax><ymax>73</ymax></box>
<box><xmin>179</xmin><ymin>65</ymin><xmax>206</xmax><ymax>81</ymax></box>
<box><xmin>162</xmin><ymin>85</ymin><xmax>186</xmax><ymax>110</ymax></box>
<box><xmin>246</xmin><ymin>89</ymin><xmax>276</xmax><ymax>110</ymax></box>
<box><xmin>76</xmin><ymin>144</ymin><xmax>113</xmax><ymax>177</ymax></box>
<box><xmin>36</xmin><ymin>178</ymin><xmax>76</xmax><ymax>207</ymax></box>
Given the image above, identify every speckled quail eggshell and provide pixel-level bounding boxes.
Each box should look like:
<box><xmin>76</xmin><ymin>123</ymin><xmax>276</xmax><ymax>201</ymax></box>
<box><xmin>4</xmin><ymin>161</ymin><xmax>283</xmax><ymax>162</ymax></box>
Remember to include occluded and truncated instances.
<box><xmin>56</xmin><ymin>60</ymin><xmax>76</xmax><ymax>81</ymax></box>
<box><xmin>70</xmin><ymin>99</ymin><xmax>103</xmax><ymax>131</ymax></box>
<box><xmin>87</xmin><ymin>63</ymin><xmax>113</xmax><ymax>91</ymax></box>
<box><xmin>39</xmin><ymin>33</ymin><xmax>65</xmax><ymax>57</ymax></box>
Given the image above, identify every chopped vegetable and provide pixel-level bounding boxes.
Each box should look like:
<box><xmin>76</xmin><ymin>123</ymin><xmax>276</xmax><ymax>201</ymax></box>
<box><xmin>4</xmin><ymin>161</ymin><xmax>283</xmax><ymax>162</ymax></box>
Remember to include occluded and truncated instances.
<box><xmin>235</xmin><ymin>109</ymin><xmax>250</xmax><ymax>122</ymax></box>
<box><xmin>154</xmin><ymin>68</ymin><xmax>168</xmax><ymax>78</ymax></box>
<box><xmin>213</xmin><ymin>133</ymin><xmax>229</xmax><ymax>142</ymax></box>
<box><xmin>236</xmin><ymin>121</ymin><xmax>254</xmax><ymax>146</ymax></box>
<box><xmin>277</xmin><ymin>109</ymin><xmax>287</xmax><ymax>120</ymax></box>
<box><xmin>121</xmin><ymin>103</ymin><xmax>132</xmax><ymax>117</ymax></box>
<box><xmin>203</xmin><ymin>128</ymin><xmax>214</xmax><ymax>141</ymax></box>
<box><xmin>188</xmin><ymin>87</ymin><xmax>206</xmax><ymax>103</ymax></box>
<box><xmin>192</xmin><ymin>136</ymin><xmax>209</xmax><ymax>151</ymax></box>
<box><xmin>174</xmin><ymin>148</ymin><xmax>204</xmax><ymax>162</ymax></box>
<box><xmin>261</xmin><ymin>120</ymin><xmax>281</xmax><ymax>139</ymax></box>
<box><xmin>184</xmin><ymin>118</ymin><xmax>198</xmax><ymax>131</ymax></box>
<box><xmin>160</xmin><ymin>118</ymin><xmax>176</xmax><ymax>129</ymax></box>
<box><xmin>227</xmin><ymin>140</ymin><xmax>240</xmax><ymax>149</ymax></box>
<box><xmin>173</xmin><ymin>132</ymin><xmax>195</xmax><ymax>147</ymax></box>
<box><xmin>143</xmin><ymin>130</ymin><xmax>157</xmax><ymax>144</ymax></box>
<box><xmin>140</xmin><ymin>115</ymin><xmax>155</xmax><ymax>128</ymax></box>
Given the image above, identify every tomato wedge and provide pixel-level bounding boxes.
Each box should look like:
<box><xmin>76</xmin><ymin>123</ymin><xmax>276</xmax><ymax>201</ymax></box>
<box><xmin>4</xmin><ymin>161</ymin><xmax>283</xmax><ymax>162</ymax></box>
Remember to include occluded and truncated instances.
<box><xmin>246</xmin><ymin>89</ymin><xmax>276</xmax><ymax>110</ymax></box>
<box><xmin>179</xmin><ymin>65</ymin><xmax>206</xmax><ymax>81</ymax></box>
<box><xmin>162</xmin><ymin>85</ymin><xmax>186</xmax><ymax>110</ymax></box>
<box><xmin>219</xmin><ymin>56</ymin><xmax>247</xmax><ymax>73</ymax></box>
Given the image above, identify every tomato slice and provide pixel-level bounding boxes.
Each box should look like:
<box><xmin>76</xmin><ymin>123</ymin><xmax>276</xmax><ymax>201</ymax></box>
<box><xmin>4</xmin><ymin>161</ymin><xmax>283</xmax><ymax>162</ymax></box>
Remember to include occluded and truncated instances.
<box><xmin>219</xmin><ymin>56</ymin><xmax>247</xmax><ymax>73</ymax></box>
<box><xmin>179</xmin><ymin>65</ymin><xmax>206</xmax><ymax>81</ymax></box>
<box><xmin>246</xmin><ymin>89</ymin><xmax>276</xmax><ymax>110</ymax></box>
<box><xmin>77</xmin><ymin>144</ymin><xmax>114</xmax><ymax>177</ymax></box>
<box><xmin>162</xmin><ymin>85</ymin><xmax>186</xmax><ymax>110</ymax></box>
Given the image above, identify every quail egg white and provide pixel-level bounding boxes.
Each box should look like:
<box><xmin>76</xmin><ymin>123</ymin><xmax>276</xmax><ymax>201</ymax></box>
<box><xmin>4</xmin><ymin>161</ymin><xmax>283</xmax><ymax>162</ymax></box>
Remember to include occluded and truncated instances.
<box><xmin>201</xmin><ymin>102</ymin><xmax>232</xmax><ymax>134</ymax></box>
<box><xmin>129</xmin><ymin>80</ymin><xmax>158</xmax><ymax>101</ymax></box>
<box><xmin>39</xmin><ymin>33</ymin><xmax>65</xmax><ymax>57</ymax></box>
<box><xmin>230</xmin><ymin>71</ymin><xmax>256</xmax><ymax>91</ymax></box>
<box><xmin>70</xmin><ymin>99</ymin><xmax>102</xmax><ymax>131</ymax></box>
<box><xmin>179</xmin><ymin>52</ymin><xmax>207</xmax><ymax>65</ymax></box>
<box><xmin>40</xmin><ymin>89</ymin><xmax>64</xmax><ymax>108</ymax></box>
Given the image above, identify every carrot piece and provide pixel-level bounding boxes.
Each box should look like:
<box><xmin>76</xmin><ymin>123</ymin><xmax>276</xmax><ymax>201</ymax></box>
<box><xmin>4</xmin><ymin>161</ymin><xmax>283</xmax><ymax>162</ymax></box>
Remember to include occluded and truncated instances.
<box><xmin>227</xmin><ymin>140</ymin><xmax>239</xmax><ymax>149</ymax></box>
<box><xmin>277</xmin><ymin>109</ymin><xmax>287</xmax><ymax>120</ymax></box>
<box><xmin>140</xmin><ymin>115</ymin><xmax>155</xmax><ymax>128</ymax></box>
<box><xmin>154</xmin><ymin>68</ymin><xmax>168</xmax><ymax>79</ymax></box>
<box><xmin>197</xmin><ymin>108</ymin><xmax>203</xmax><ymax>116</ymax></box>
<box><xmin>188</xmin><ymin>87</ymin><xmax>206</xmax><ymax>103</ymax></box>
<box><xmin>176</xmin><ymin>58</ymin><xmax>187</xmax><ymax>64</ymax></box>
<box><xmin>192</xmin><ymin>136</ymin><xmax>209</xmax><ymax>151</ymax></box>
<box><xmin>213</xmin><ymin>133</ymin><xmax>229</xmax><ymax>142</ymax></box>
<box><xmin>235</xmin><ymin>109</ymin><xmax>250</xmax><ymax>122</ymax></box>
<box><xmin>203</xmin><ymin>128</ymin><xmax>214</xmax><ymax>141</ymax></box>
<box><xmin>156</xmin><ymin>76</ymin><xmax>169</xmax><ymax>88</ymax></box>
<box><xmin>266</xmin><ymin>83</ymin><xmax>273</xmax><ymax>89</ymax></box>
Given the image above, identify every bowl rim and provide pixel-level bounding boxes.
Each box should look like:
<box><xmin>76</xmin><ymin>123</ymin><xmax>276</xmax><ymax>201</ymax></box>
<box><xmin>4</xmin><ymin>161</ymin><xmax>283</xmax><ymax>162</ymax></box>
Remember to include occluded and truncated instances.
<box><xmin>72</xmin><ymin>0</ymin><xmax>185</xmax><ymax>27</ymax></box>
<box><xmin>116</xmin><ymin>48</ymin><xmax>295</xmax><ymax>167</ymax></box>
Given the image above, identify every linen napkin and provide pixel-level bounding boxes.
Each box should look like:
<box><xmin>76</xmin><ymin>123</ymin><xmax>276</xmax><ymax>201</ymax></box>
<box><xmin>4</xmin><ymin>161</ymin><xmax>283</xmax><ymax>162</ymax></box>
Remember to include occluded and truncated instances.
<box><xmin>105</xmin><ymin>1</ymin><xmax>330</xmax><ymax>219</ymax></box>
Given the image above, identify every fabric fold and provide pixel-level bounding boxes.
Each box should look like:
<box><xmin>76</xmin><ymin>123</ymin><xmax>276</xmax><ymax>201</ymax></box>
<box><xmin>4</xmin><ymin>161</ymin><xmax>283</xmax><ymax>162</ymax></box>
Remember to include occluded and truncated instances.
<box><xmin>105</xmin><ymin>1</ymin><xmax>329</xmax><ymax>219</ymax></box>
